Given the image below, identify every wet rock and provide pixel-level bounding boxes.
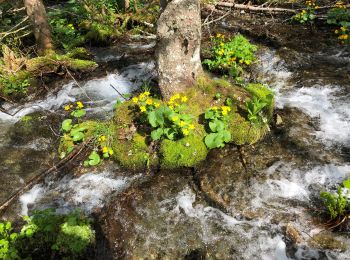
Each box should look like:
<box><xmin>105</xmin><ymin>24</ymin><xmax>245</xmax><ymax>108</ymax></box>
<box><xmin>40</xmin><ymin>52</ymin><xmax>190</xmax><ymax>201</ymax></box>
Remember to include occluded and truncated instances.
<box><xmin>310</xmin><ymin>232</ymin><xmax>347</xmax><ymax>252</ymax></box>
<box><xmin>285</xmin><ymin>223</ymin><xmax>302</xmax><ymax>244</ymax></box>
<box><xmin>98</xmin><ymin>170</ymin><xmax>254</xmax><ymax>259</ymax></box>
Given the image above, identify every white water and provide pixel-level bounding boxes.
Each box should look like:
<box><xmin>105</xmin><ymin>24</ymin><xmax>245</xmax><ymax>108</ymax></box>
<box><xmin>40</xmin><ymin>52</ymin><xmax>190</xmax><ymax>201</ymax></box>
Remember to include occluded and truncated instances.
<box><xmin>20</xmin><ymin>171</ymin><xmax>140</xmax><ymax>215</ymax></box>
<box><xmin>0</xmin><ymin>61</ymin><xmax>155</xmax><ymax>122</ymax></box>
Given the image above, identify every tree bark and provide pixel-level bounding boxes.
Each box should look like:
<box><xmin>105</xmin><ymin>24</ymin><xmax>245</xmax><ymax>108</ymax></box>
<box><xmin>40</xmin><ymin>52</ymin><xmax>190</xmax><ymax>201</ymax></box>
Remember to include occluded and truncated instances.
<box><xmin>24</xmin><ymin>0</ymin><xmax>53</xmax><ymax>55</ymax></box>
<box><xmin>156</xmin><ymin>0</ymin><xmax>203</xmax><ymax>99</ymax></box>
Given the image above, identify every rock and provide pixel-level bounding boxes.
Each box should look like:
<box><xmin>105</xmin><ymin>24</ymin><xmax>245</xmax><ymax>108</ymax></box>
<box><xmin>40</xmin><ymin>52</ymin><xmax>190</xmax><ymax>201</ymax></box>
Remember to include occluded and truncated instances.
<box><xmin>285</xmin><ymin>223</ymin><xmax>302</xmax><ymax>244</ymax></box>
<box><xmin>156</xmin><ymin>0</ymin><xmax>203</xmax><ymax>99</ymax></box>
<box><xmin>310</xmin><ymin>232</ymin><xmax>347</xmax><ymax>251</ymax></box>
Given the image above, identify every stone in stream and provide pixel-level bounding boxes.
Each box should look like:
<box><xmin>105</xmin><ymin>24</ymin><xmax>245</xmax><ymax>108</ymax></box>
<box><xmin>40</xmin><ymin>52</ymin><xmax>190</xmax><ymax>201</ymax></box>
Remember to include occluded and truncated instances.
<box><xmin>97</xmin><ymin>170</ymin><xmax>252</xmax><ymax>259</ymax></box>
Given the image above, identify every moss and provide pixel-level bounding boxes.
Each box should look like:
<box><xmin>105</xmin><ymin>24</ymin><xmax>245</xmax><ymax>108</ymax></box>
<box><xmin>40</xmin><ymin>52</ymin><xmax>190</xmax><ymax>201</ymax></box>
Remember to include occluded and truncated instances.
<box><xmin>228</xmin><ymin>108</ymin><xmax>268</xmax><ymax>145</ymax></box>
<box><xmin>160</xmin><ymin>133</ymin><xmax>208</xmax><ymax>169</ymax></box>
<box><xmin>245</xmin><ymin>83</ymin><xmax>275</xmax><ymax>119</ymax></box>
<box><xmin>112</xmin><ymin>133</ymin><xmax>158</xmax><ymax>171</ymax></box>
<box><xmin>26</xmin><ymin>52</ymin><xmax>97</xmax><ymax>74</ymax></box>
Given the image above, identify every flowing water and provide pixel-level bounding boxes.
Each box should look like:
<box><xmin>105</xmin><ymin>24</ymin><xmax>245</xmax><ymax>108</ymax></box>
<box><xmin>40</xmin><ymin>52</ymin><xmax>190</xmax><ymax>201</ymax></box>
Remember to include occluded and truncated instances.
<box><xmin>0</xmin><ymin>40</ymin><xmax>349</xmax><ymax>259</ymax></box>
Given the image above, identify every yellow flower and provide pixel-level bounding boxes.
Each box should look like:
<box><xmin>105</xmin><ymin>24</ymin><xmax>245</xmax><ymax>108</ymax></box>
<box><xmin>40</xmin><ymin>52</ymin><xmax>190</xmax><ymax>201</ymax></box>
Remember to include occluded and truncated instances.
<box><xmin>222</xmin><ymin>110</ymin><xmax>228</xmax><ymax>116</ymax></box>
<box><xmin>155</xmin><ymin>103</ymin><xmax>160</xmax><ymax>108</ymax></box>
<box><xmin>144</xmin><ymin>91</ymin><xmax>150</xmax><ymax>96</ymax></box>
<box><xmin>182</xmin><ymin>129</ymin><xmax>189</xmax><ymax>136</ymax></box>
<box><xmin>212</xmin><ymin>106</ymin><xmax>218</xmax><ymax>110</ymax></box>
<box><xmin>181</xmin><ymin>96</ymin><xmax>188</xmax><ymax>102</ymax></box>
<box><xmin>146</xmin><ymin>98</ymin><xmax>153</xmax><ymax>105</ymax></box>
<box><xmin>64</xmin><ymin>105</ymin><xmax>71</xmax><ymax>111</ymax></box>
<box><xmin>344</xmin><ymin>34</ymin><xmax>349</xmax><ymax>39</ymax></box>
<box><xmin>132</xmin><ymin>97</ymin><xmax>139</xmax><ymax>103</ymax></box>
<box><xmin>140</xmin><ymin>106</ymin><xmax>146</xmax><ymax>112</ymax></box>
<box><xmin>220</xmin><ymin>42</ymin><xmax>224</xmax><ymax>47</ymax></box>
<box><xmin>179</xmin><ymin>121</ymin><xmax>186</xmax><ymax>127</ymax></box>
<box><xmin>102</xmin><ymin>147</ymin><xmax>108</xmax><ymax>153</ymax></box>
<box><xmin>341</xmin><ymin>26</ymin><xmax>346</xmax><ymax>32</ymax></box>
<box><xmin>189</xmin><ymin>124</ymin><xmax>195</xmax><ymax>130</ymax></box>
<box><xmin>245</xmin><ymin>60</ymin><xmax>251</xmax><ymax>65</ymax></box>
<box><xmin>109</xmin><ymin>149</ymin><xmax>114</xmax><ymax>155</ymax></box>
<box><xmin>335</xmin><ymin>30</ymin><xmax>339</xmax><ymax>34</ymax></box>
<box><xmin>171</xmin><ymin>116</ymin><xmax>179</xmax><ymax>122</ymax></box>
<box><xmin>169</xmin><ymin>105</ymin><xmax>174</xmax><ymax>110</ymax></box>
<box><xmin>216</xmin><ymin>33</ymin><xmax>222</xmax><ymax>38</ymax></box>
<box><xmin>221</xmin><ymin>106</ymin><xmax>231</xmax><ymax>112</ymax></box>
<box><xmin>100</xmin><ymin>135</ymin><xmax>106</xmax><ymax>142</ymax></box>
<box><xmin>76</xmin><ymin>101</ymin><xmax>84</xmax><ymax>109</ymax></box>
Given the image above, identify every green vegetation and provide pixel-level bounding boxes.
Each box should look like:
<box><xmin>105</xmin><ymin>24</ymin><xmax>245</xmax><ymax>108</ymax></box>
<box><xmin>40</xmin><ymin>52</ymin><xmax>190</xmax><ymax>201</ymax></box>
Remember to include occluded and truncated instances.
<box><xmin>293</xmin><ymin>0</ymin><xmax>318</xmax><ymax>24</ymax></box>
<box><xmin>132</xmin><ymin>92</ymin><xmax>195</xmax><ymax>141</ymax></box>
<box><xmin>327</xmin><ymin>2</ymin><xmax>350</xmax><ymax>44</ymax></box>
<box><xmin>0</xmin><ymin>209</ymin><xmax>94</xmax><ymax>259</ymax></box>
<box><xmin>320</xmin><ymin>179</ymin><xmax>350</xmax><ymax>220</ymax></box>
<box><xmin>160</xmin><ymin>134</ymin><xmax>208</xmax><ymax>169</ymax></box>
<box><xmin>203</xmin><ymin>34</ymin><xmax>257</xmax><ymax>79</ymax></box>
<box><xmin>59</xmin><ymin>101</ymin><xmax>114</xmax><ymax>167</ymax></box>
<box><xmin>204</xmin><ymin>106</ymin><xmax>232</xmax><ymax>149</ymax></box>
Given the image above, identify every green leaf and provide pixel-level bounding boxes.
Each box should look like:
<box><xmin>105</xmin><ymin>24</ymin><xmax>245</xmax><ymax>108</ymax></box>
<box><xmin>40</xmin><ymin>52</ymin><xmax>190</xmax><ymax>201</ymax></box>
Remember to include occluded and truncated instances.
<box><xmin>148</xmin><ymin>111</ymin><xmax>158</xmax><ymax>127</ymax></box>
<box><xmin>72</xmin><ymin>132</ymin><xmax>85</xmax><ymax>142</ymax></box>
<box><xmin>88</xmin><ymin>151</ymin><xmax>101</xmax><ymax>166</ymax></box>
<box><xmin>61</xmin><ymin>119</ymin><xmax>72</xmax><ymax>132</ymax></box>
<box><xmin>151</xmin><ymin>128</ymin><xmax>163</xmax><ymax>140</ymax></box>
<box><xmin>71</xmin><ymin>109</ymin><xmax>86</xmax><ymax>118</ymax></box>
<box><xmin>343</xmin><ymin>179</ymin><xmax>350</xmax><ymax>189</ymax></box>
<box><xmin>70</xmin><ymin>126</ymin><xmax>88</xmax><ymax>136</ymax></box>
<box><xmin>205</xmin><ymin>133</ymin><xmax>223</xmax><ymax>149</ymax></box>
<box><xmin>222</xmin><ymin>130</ymin><xmax>231</xmax><ymax>142</ymax></box>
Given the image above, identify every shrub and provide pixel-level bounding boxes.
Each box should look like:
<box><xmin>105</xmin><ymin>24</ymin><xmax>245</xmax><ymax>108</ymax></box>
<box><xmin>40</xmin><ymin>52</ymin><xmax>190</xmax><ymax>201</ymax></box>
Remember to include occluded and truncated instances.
<box><xmin>203</xmin><ymin>34</ymin><xmax>257</xmax><ymax>78</ymax></box>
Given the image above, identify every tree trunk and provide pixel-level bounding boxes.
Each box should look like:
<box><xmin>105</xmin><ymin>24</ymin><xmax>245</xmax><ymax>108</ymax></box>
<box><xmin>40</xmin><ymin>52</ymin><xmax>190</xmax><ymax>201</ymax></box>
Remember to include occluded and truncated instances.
<box><xmin>24</xmin><ymin>0</ymin><xmax>53</xmax><ymax>55</ymax></box>
<box><xmin>156</xmin><ymin>0</ymin><xmax>203</xmax><ymax>99</ymax></box>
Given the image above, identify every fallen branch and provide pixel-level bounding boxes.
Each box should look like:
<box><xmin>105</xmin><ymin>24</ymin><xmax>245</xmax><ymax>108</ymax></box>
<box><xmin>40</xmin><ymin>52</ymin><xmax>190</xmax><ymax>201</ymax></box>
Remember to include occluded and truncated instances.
<box><xmin>0</xmin><ymin>139</ymin><xmax>92</xmax><ymax>215</ymax></box>
<box><xmin>216</xmin><ymin>2</ymin><xmax>297</xmax><ymax>14</ymax></box>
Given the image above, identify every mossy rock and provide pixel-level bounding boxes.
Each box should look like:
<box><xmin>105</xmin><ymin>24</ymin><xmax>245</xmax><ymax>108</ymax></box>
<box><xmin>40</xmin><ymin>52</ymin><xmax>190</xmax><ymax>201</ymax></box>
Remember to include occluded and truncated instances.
<box><xmin>160</xmin><ymin>134</ymin><xmax>208</xmax><ymax>169</ymax></box>
<box><xmin>228</xmin><ymin>107</ymin><xmax>269</xmax><ymax>145</ymax></box>
<box><xmin>26</xmin><ymin>51</ymin><xmax>97</xmax><ymax>74</ymax></box>
<box><xmin>112</xmin><ymin>133</ymin><xmax>158</xmax><ymax>171</ymax></box>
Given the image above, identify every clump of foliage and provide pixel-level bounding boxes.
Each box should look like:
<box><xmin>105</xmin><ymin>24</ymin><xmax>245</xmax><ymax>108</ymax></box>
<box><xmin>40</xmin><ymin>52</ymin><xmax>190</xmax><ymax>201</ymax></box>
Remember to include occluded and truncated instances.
<box><xmin>132</xmin><ymin>91</ymin><xmax>195</xmax><ymax>141</ymax></box>
<box><xmin>204</xmin><ymin>105</ymin><xmax>232</xmax><ymax>149</ymax></box>
<box><xmin>327</xmin><ymin>1</ymin><xmax>350</xmax><ymax>44</ymax></box>
<box><xmin>0</xmin><ymin>209</ymin><xmax>94</xmax><ymax>259</ymax></box>
<box><xmin>60</xmin><ymin>101</ymin><xmax>114</xmax><ymax>167</ymax></box>
<box><xmin>293</xmin><ymin>0</ymin><xmax>319</xmax><ymax>24</ymax></box>
<box><xmin>203</xmin><ymin>34</ymin><xmax>257</xmax><ymax>79</ymax></box>
<box><xmin>320</xmin><ymin>179</ymin><xmax>350</xmax><ymax>220</ymax></box>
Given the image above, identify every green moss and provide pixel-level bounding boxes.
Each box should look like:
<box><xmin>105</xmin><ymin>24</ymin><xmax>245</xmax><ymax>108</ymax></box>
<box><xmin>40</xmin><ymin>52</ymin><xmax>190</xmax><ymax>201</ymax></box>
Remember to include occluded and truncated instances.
<box><xmin>112</xmin><ymin>133</ymin><xmax>157</xmax><ymax>171</ymax></box>
<box><xmin>228</xmin><ymin>108</ymin><xmax>268</xmax><ymax>145</ymax></box>
<box><xmin>0</xmin><ymin>70</ymin><xmax>31</xmax><ymax>95</ymax></box>
<box><xmin>160</xmin><ymin>133</ymin><xmax>208</xmax><ymax>169</ymax></box>
<box><xmin>26</xmin><ymin>52</ymin><xmax>97</xmax><ymax>74</ymax></box>
<box><xmin>245</xmin><ymin>83</ymin><xmax>275</xmax><ymax>119</ymax></box>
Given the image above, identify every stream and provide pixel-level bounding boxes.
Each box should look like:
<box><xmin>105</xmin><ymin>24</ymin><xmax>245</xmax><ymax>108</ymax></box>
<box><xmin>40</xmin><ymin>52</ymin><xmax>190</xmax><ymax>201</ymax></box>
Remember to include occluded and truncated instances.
<box><xmin>0</xmin><ymin>31</ymin><xmax>349</xmax><ymax>259</ymax></box>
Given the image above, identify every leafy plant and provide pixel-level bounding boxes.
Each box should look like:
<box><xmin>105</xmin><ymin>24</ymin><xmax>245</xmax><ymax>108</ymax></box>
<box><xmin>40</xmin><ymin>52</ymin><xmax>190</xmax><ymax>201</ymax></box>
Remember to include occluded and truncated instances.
<box><xmin>245</xmin><ymin>94</ymin><xmax>273</xmax><ymax>125</ymax></box>
<box><xmin>293</xmin><ymin>0</ymin><xmax>319</xmax><ymax>24</ymax></box>
<box><xmin>320</xmin><ymin>179</ymin><xmax>350</xmax><ymax>219</ymax></box>
<box><xmin>0</xmin><ymin>210</ymin><xmax>94</xmax><ymax>259</ymax></box>
<box><xmin>0</xmin><ymin>222</ymin><xmax>20</xmax><ymax>259</ymax></box>
<box><xmin>133</xmin><ymin>92</ymin><xmax>195</xmax><ymax>141</ymax></box>
<box><xmin>204</xmin><ymin>106</ymin><xmax>232</xmax><ymax>149</ymax></box>
<box><xmin>0</xmin><ymin>75</ymin><xmax>30</xmax><ymax>95</ymax></box>
<box><xmin>328</xmin><ymin>3</ymin><xmax>350</xmax><ymax>44</ymax></box>
<box><xmin>60</xmin><ymin>101</ymin><xmax>114</xmax><ymax>166</ymax></box>
<box><xmin>203</xmin><ymin>34</ymin><xmax>257</xmax><ymax>78</ymax></box>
